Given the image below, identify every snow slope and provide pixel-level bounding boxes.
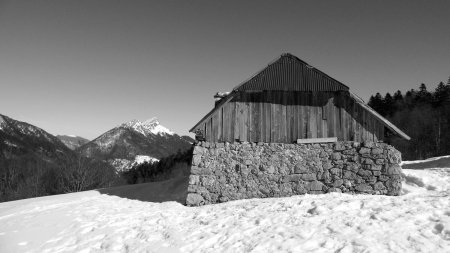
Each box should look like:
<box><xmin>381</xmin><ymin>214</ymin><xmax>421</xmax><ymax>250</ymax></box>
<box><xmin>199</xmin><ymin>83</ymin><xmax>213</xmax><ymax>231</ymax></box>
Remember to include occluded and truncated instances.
<box><xmin>0</xmin><ymin>167</ymin><xmax>449</xmax><ymax>252</ymax></box>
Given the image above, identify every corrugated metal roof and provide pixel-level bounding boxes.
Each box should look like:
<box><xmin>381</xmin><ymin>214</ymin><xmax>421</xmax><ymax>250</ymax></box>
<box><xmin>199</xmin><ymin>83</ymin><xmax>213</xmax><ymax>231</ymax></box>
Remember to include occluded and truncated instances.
<box><xmin>233</xmin><ymin>53</ymin><xmax>349</xmax><ymax>92</ymax></box>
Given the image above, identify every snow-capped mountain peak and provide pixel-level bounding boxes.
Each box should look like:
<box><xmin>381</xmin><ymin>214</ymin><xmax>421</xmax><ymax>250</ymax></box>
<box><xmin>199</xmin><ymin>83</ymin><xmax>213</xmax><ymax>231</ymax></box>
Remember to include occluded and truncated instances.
<box><xmin>120</xmin><ymin>118</ymin><xmax>174</xmax><ymax>136</ymax></box>
<box><xmin>143</xmin><ymin>117</ymin><xmax>159</xmax><ymax>127</ymax></box>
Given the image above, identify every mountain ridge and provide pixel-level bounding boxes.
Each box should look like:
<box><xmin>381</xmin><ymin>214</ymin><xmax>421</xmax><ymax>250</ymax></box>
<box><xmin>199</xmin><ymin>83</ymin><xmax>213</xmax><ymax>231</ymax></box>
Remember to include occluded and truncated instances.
<box><xmin>57</xmin><ymin>135</ymin><xmax>89</xmax><ymax>150</ymax></box>
<box><xmin>0</xmin><ymin>113</ymin><xmax>72</xmax><ymax>163</ymax></box>
<box><xmin>78</xmin><ymin>117</ymin><xmax>193</xmax><ymax>171</ymax></box>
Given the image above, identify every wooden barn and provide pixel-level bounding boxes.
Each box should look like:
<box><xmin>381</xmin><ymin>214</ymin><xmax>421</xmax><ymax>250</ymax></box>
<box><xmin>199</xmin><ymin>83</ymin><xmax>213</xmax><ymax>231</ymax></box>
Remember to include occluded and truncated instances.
<box><xmin>190</xmin><ymin>53</ymin><xmax>410</xmax><ymax>143</ymax></box>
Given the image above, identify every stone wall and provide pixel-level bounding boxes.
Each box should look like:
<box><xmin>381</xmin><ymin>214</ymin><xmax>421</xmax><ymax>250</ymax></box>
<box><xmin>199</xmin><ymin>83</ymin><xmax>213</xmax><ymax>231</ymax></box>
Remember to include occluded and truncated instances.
<box><xmin>186</xmin><ymin>141</ymin><xmax>402</xmax><ymax>206</ymax></box>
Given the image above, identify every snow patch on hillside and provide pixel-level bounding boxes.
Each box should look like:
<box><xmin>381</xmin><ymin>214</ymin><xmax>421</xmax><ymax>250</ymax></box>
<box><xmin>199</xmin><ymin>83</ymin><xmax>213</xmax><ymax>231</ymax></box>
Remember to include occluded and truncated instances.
<box><xmin>3</xmin><ymin>140</ymin><xmax>18</xmax><ymax>148</ymax></box>
<box><xmin>110</xmin><ymin>155</ymin><xmax>159</xmax><ymax>172</ymax></box>
<box><xmin>0</xmin><ymin>166</ymin><xmax>449</xmax><ymax>252</ymax></box>
<box><xmin>133</xmin><ymin>155</ymin><xmax>159</xmax><ymax>165</ymax></box>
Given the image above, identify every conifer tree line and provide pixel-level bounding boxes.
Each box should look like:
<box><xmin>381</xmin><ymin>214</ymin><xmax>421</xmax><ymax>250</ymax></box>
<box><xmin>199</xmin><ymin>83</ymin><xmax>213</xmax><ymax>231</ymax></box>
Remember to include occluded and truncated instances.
<box><xmin>368</xmin><ymin>77</ymin><xmax>450</xmax><ymax>160</ymax></box>
<box><xmin>121</xmin><ymin>148</ymin><xmax>193</xmax><ymax>184</ymax></box>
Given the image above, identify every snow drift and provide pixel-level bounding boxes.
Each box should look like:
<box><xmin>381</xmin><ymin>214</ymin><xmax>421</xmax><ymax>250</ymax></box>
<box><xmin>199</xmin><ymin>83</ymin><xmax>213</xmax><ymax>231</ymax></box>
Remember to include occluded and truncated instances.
<box><xmin>0</xmin><ymin>162</ymin><xmax>449</xmax><ymax>252</ymax></box>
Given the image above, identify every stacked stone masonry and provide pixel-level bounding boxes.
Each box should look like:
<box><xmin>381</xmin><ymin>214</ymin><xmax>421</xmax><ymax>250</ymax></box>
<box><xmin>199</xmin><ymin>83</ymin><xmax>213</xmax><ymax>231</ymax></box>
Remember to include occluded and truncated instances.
<box><xmin>186</xmin><ymin>141</ymin><xmax>403</xmax><ymax>206</ymax></box>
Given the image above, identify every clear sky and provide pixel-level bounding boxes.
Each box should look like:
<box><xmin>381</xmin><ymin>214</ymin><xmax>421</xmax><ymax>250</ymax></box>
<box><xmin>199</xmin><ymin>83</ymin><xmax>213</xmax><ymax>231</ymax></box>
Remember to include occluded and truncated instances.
<box><xmin>0</xmin><ymin>0</ymin><xmax>449</xmax><ymax>140</ymax></box>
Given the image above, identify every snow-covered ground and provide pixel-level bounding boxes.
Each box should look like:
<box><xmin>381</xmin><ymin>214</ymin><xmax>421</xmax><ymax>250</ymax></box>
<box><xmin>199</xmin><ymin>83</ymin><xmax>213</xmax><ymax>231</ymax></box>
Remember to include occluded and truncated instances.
<box><xmin>1</xmin><ymin>164</ymin><xmax>449</xmax><ymax>252</ymax></box>
<box><xmin>401</xmin><ymin>155</ymin><xmax>450</xmax><ymax>165</ymax></box>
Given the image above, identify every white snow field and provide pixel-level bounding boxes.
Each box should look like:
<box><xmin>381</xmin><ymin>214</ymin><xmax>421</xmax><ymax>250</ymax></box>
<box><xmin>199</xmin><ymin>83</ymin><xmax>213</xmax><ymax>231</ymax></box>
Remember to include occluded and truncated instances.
<box><xmin>1</xmin><ymin>163</ymin><xmax>449</xmax><ymax>252</ymax></box>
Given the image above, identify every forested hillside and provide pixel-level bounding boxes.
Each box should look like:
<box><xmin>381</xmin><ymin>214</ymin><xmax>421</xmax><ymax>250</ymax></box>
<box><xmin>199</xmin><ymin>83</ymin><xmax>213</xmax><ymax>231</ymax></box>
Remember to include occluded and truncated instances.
<box><xmin>0</xmin><ymin>114</ymin><xmax>119</xmax><ymax>202</ymax></box>
<box><xmin>368</xmin><ymin>77</ymin><xmax>450</xmax><ymax>160</ymax></box>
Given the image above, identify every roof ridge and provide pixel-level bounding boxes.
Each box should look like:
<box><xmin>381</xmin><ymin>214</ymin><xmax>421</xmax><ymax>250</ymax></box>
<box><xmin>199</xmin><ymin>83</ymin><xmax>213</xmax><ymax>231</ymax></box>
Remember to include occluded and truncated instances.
<box><xmin>232</xmin><ymin>53</ymin><xmax>349</xmax><ymax>92</ymax></box>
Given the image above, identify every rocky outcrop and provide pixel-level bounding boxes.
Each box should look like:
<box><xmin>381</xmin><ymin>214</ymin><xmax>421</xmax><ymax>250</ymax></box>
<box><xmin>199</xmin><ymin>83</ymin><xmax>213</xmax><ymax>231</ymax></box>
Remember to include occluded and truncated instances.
<box><xmin>186</xmin><ymin>141</ymin><xmax>402</xmax><ymax>206</ymax></box>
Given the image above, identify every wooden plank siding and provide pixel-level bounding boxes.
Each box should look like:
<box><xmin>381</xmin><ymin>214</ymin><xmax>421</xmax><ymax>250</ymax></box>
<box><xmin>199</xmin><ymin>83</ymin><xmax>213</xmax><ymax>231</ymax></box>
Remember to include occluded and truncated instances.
<box><xmin>192</xmin><ymin>91</ymin><xmax>385</xmax><ymax>143</ymax></box>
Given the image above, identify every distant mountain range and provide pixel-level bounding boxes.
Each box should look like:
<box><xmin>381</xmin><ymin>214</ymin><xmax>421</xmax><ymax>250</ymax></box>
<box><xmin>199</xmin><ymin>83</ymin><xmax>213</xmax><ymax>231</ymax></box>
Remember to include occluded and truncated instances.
<box><xmin>56</xmin><ymin>135</ymin><xmax>89</xmax><ymax>150</ymax></box>
<box><xmin>0</xmin><ymin>114</ymin><xmax>72</xmax><ymax>168</ymax></box>
<box><xmin>0</xmin><ymin>114</ymin><xmax>194</xmax><ymax>172</ymax></box>
<box><xmin>78</xmin><ymin>118</ymin><xmax>193</xmax><ymax>171</ymax></box>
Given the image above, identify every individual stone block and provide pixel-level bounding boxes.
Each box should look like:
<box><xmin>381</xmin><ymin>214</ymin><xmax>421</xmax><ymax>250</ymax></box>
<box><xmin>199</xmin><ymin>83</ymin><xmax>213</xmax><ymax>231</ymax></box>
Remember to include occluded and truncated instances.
<box><xmin>307</xmin><ymin>181</ymin><xmax>324</xmax><ymax>191</ymax></box>
<box><xmin>280</xmin><ymin>183</ymin><xmax>293</xmax><ymax>195</ymax></box>
<box><xmin>301</xmin><ymin>173</ymin><xmax>317</xmax><ymax>181</ymax></box>
<box><xmin>386</xmin><ymin>164</ymin><xmax>401</xmax><ymax>175</ymax></box>
<box><xmin>362</xmin><ymin>141</ymin><xmax>375</xmax><ymax>148</ymax></box>
<box><xmin>372</xmin><ymin>164</ymin><xmax>382</xmax><ymax>171</ymax></box>
<box><xmin>345</xmin><ymin>163</ymin><xmax>360</xmax><ymax>173</ymax></box>
<box><xmin>322</xmin><ymin>161</ymin><xmax>332</xmax><ymax>170</ymax></box>
<box><xmin>342</xmin><ymin>149</ymin><xmax>356</xmax><ymax>155</ymax></box>
<box><xmin>343</xmin><ymin>170</ymin><xmax>357</xmax><ymax>180</ymax></box>
<box><xmin>373</xmin><ymin>171</ymin><xmax>381</xmax><ymax>176</ymax></box>
<box><xmin>359</xmin><ymin>147</ymin><xmax>371</xmax><ymax>155</ymax></box>
<box><xmin>268</xmin><ymin>174</ymin><xmax>280</xmax><ymax>182</ymax></box>
<box><xmin>334</xmin><ymin>143</ymin><xmax>346</xmax><ymax>151</ymax></box>
<box><xmin>366</xmin><ymin>176</ymin><xmax>377</xmax><ymax>184</ymax></box>
<box><xmin>192</xmin><ymin>155</ymin><xmax>202</xmax><ymax>166</ymax></box>
<box><xmin>362</xmin><ymin>164</ymin><xmax>372</xmax><ymax>170</ymax></box>
<box><xmin>355</xmin><ymin>176</ymin><xmax>365</xmax><ymax>184</ymax></box>
<box><xmin>266</xmin><ymin>165</ymin><xmax>276</xmax><ymax>174</ymax></box>
<box><xmin>386</xmin><ymin>176</ymin><xmax>402</xmax><ymax>195</ymax></box>
<box><xmin>331</xmin><ymin>152</ymin><xmax>342</xmax><ymax>160</ymax></box>
<box><xmin>193</xmin><ymin>146</ymin><xmax>204</xmax><ymax>155</ymax></box>
<box><xmin>259</xmin><ymin>186</ymin><xmax>271</xmax><ymax>196</ymax></box>
<box><xmin>375</xmin><ymin>159</ymin><xmax>385</xmax><ymax>165</ymax></box>
<box><xmin>322</xmin><ymin>170</ymin><xmax>331</xmax><ymax>183</ymax></box>
<box><xmin>330</xmin><ymin>167</ymin><xmax>342</xmax><ymax>176</ymax></box>
<box><xmin>288</xmin><ymin>174</ymin><xmax>302</xmax><ymax>182</ymax></box>
<box><xmin>388</xmin><ymin>149</ymin><xmax>402</xmax><ymax>164</ymax></box>
<box><xmin>333</xmin><ymin>179</ymin><xmax>343</xmax><ymax>187</ymax></box>
<box><xmin>373</xmin><ymin>182</ymin><xmax>386</xmax><ymax>191</ymax></box>
<box><xmin>186</xmin><ymin>193</ymin><xmax>205</xmax><ymax>206</ymax></box>
<box><xmin>189</xmin><ymin>175</ymin><xmax>200</xmax><ymax>185</ymax></box>
<box><xmin>327</xmin><ymin>187</ymin><xmax>342</xmax><ymax>193</ymax></box>
<box><xmin>319</xmin><ymin>151</ymin><xmax>329</xmax><ymax>158</ymax></box>
<box><xmin>294</xmin><ymin>164</ymin><xmax>308</xmax><ymax>174</ymax></box>
<box><xmin>371</xmin><ymin>148</ymin><xmax>383</xmax><ymax>155</ymax></box>
<box><xmin>355</xmin><ymin>184</ymin><xmax>373</xmax><ymax>192</ymax></box>
<box><xmin>190</xmin><ymin>166</ymin><xmax>202</xmax><ymax>175</ymax></box>
<box><xmin>362</xmin><ymin>158</ymin><xmax>373</xmax><ymax>164</ymax></box>
<box><xmin>378</xmin><ymin>175</ymin><xmax>389</xmax><ymax>181</ymax></box>
<box><xmin>201</xmin><ymin>176</ymin><xmax>215</xmax><ymax>187</ymax></box>
<box><xmin>357</xmin><ymin>169</ymin><xmax>372</xmax><ymax>177</ymax></box>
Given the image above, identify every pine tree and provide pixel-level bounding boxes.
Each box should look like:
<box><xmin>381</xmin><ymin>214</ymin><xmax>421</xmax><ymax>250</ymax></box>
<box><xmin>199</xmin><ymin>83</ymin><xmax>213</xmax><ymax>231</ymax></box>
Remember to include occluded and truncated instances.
<box><xmin>433</xmin><ymin>82</ymin><xmax>449</xmax><ymax>107</ymax></box>
<box><xmin>392</xmin><ymin>90</ymin><xmax>404</xmax><ymax>112</ymax></box>
<box><xmin>393</xmin><ymin>90</ymin><xmax>403</xmax><ymax>101</ymax></box>
<box><xmin>384</xmin><ymin>93</ymin><xmax>394</xmax><ymax>116</ymax></box>
<box><xmin>416</xmin><ymin>83</ymin><xmax>432</xmax><ymax>104</ymax></box>
<box><xmin>369</xmin><ymin>92</ymin><xmax>385</xmax><ymax>115</ymax></box>
<box><xmin>404</xmin><ymin>89</ymin><xmax>415</xmax><ymax>109</ymax></box>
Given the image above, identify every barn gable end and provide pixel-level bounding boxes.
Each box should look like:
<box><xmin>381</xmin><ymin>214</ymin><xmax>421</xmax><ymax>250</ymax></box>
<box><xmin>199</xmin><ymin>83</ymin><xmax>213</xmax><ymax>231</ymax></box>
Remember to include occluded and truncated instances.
<box><xmin>190</xmin><ymin>53</ymin><xmax>410</xmax><ymax>143</ymax></box>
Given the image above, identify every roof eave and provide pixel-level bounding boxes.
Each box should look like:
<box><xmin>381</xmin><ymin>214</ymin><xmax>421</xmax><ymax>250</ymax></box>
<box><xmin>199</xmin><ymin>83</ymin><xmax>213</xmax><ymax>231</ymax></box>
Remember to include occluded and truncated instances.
<box><xmin>189</xmin><ymin>91</ymin><xmax>237</xmax><ymax>133</ymax></box>
<box><xmin>349</xmin><ymin>92</ymin><xmax>411</xmax><ymax>141</ymax></box>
